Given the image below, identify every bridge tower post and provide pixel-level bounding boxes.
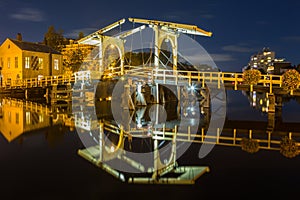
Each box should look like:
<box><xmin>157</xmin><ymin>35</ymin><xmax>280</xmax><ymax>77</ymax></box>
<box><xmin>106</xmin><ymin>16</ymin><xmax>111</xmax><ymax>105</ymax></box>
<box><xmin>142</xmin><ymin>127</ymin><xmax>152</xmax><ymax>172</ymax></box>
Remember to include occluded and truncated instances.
<box><xmin>153</xmin><ymin>26</ymin><xmax>178</xmax><ymax>71</ymax></box>
<box><xmin>267</xmin><ymin>93</ymin><xmax>276</xmax><ymax>131</ymax></box>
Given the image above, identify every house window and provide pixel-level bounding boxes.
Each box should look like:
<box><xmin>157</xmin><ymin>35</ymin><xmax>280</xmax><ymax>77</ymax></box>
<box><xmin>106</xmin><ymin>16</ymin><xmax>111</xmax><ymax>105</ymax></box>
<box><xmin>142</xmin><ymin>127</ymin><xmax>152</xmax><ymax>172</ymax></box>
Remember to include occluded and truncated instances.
<box><xmin>26</xmin><ymin>111</ymin><xmax>31</xmax><ymax>125</ymax></box>
<box><xmin>16</xmin><ymin>113</ymin><xmax>19</xmax><ymax>124</ymax></box>
<box><xmin>39</xmin><ymin>114</ymin><xmax>44</xmax><ymax>123</ymax></box>
<box><xmin>7</xmin><ymin>57</ymin><xmax>10</xmax><ymax>68</ymax></box>
<box><xmin>7</xmin><ymin>78</ymin><xmax>11</xmax><ymax>85</ymax></box>
<box><xmin>15</xmin><ymin>57</ymin><xmax>18</xmax><ymax>68</ymax></box>
<box><xmin>25</xmin><ymin>57</ymin><xmax>30</xmax><ymax>69</ymax></box>
<box><xmin>38</xmin><ymin>58</ymin><xmax>43</xmax><ymax>69</ymax></box>
<box><xmin>8</xmin><ymin>111</ymin><xmax>11</xmax><ymax>123</ymax></box>
<box><xmin>54</xmin><ymin>59</ymin><xmax>59</xmax><ymax>70</ymax></box>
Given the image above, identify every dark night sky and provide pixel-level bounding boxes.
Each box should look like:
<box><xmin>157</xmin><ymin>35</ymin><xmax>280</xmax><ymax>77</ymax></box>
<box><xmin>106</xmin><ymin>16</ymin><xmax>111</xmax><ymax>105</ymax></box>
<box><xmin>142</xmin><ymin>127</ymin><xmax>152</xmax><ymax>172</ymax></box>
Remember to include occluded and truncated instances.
<box><xmin>1</xmin><ymin>0</ymin><xmax>300</xmax><ymax>72</ymax></box>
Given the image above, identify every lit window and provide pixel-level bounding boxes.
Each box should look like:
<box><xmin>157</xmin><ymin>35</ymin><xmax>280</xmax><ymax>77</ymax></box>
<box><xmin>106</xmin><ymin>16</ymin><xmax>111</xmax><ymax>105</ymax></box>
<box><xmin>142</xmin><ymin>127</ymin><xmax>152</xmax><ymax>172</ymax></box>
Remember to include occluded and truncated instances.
<box><xmin>16</xmin><ymin>113</ymin><xmax>19</xmax><ymax>124</ymax></box>
<box><xmin>39</xmin><ymin>114</ymin><xmax>44</xmax><ymax>123</ymax></box>
<box><xmin>26</xmin><ymin>111</ymin><xmax>31</xmax><ymax>125</ymax></box>
<box><xmin>7</xmin><ymin>57</ymin><xmax>10</xmax><ymax>68</ymax></box>
<box><xmin>254</xmin><ymin>57</ymin><xmax>257</xmax><ymax>60</ymax></box>
<box><xmin>38</xmin><ymin>58</ymin><xmax>43</xmax><ymax>69</ymax></box>
<box><xmin>260</xmin><ymin>60</ymin><xmax>264</xmax><ymax>63</ymax></box>
<box><xmin>15</xmin><ymin>57</ymin><xmax>18</xmax><ymax>68</ymax></box>
<box><xmin>25</xmin><ymin>57</ymin><xmax>30</xmax><ymax>69</ymax></box>
<box><xmin>54</xmin><ymin>59</ymin><xmax>59</xmax><ymax>70</ymax></box>
<box><xmin>8</xmin><ymin>111</ymin><xmax>11</xmax><ymax>123</ymax></box>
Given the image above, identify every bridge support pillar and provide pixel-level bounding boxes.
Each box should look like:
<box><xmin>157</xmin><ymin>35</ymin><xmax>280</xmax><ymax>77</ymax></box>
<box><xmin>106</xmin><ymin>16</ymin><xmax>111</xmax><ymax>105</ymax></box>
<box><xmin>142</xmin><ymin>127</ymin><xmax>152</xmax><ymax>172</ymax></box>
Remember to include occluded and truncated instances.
<box><xmin>134</xmin><ymin>82</ymin><xmax>147</xmax><ymax>106</ymax></box>
<box><xmin>121</xmin><ymin>84</ymin><xmax>135</xmax><ymax>110</ymax></box>
<box><xmin>267</xmin><ymin>93</ymin><xmax>275</xmax><ymax>113</ymax></box>
<box><xmin>200</xmin><ymin>87</ymin><xmax>210</xmax><ymax>108</ymax></box>
<box><xmin>150</xmin><ymin>83</ymin><xmax>160</xmax><ymax>104</ymax></box>
<box><xmin>51</xmin><ymin>84</ymin><xmax>58</xmax><ymax>104</ymax></box>
<box><xmin>44</xmin><ymin>87</ymin><xmax>49</xmax><ymax>99</ymax></box>
<box><xmin>267</xmin><ymin>112</ymin><xmax>275</xmax><ymax>131</ymax></box>
<box><xmin>275</xmin><ymin>95</ymin><xmax>283</xmax><ymax>124</ymax></box>
<box><xmin>25</xmin><ymin>89</ymin><xmax>28</xmax><ymax>100</ymax></box>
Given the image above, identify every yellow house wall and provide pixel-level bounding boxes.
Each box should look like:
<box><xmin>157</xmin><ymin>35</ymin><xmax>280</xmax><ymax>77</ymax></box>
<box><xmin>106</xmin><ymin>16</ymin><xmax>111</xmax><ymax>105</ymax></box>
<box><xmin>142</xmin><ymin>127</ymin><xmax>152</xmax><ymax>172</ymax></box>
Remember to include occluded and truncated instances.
<box><xmin>0</xmin><ymin>39</ymin><xmax>23</xmax><ymax>84</ymax></box>
<box><xmin>22</xmin><ymin>50</ymin><xmax>51</xmax><ymax>79</ymax></box>
<box><xmin>0</xmin><ymin>39</ymin><xmax>63</xmax><ymax>83</ymax></box>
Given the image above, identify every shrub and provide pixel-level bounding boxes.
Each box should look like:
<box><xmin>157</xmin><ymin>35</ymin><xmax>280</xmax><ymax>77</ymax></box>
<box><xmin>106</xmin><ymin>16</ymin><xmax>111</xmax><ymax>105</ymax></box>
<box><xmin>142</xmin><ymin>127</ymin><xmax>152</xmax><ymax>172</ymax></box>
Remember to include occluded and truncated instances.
<box><xmin>241</xmin><ymin>138</ymin><xmax>259</xmax><ymax>153</ymax></box>
<box><xmin>242</xmin><ymin>69</ymin><xmax>261</xmax><ymax>85</ymax></box>
<box><xmin>280</xmin><ymin>136</ymin><xmax>299</xmax><ymax>158</ymax></box>
<box><xmin>282</xmin><ymin>69</ymin><xmax>300</xmax><ymax>91</ymax></box>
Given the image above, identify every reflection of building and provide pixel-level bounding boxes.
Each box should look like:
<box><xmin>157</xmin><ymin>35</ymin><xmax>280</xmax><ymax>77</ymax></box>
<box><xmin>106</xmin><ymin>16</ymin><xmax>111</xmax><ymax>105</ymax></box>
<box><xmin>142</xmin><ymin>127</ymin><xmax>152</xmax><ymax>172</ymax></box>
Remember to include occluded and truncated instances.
<box><xmin>0</xmin><ymin>35</ymin><xmax>63</xmax><ymax>85</ymax></box>
<box><xmin>243</xmin><ymin>91</ymin><xmax>270</xmax><ymax>112</ymax></box>
<box><xmin>0</xmin><ymin>98</ymin><xmax>51</xmax><ymax>142</ymax></box>
<box><xmin>246</xmin><ymin>47</ymin><xmax>292</xmax><ymax>74</ymax></box>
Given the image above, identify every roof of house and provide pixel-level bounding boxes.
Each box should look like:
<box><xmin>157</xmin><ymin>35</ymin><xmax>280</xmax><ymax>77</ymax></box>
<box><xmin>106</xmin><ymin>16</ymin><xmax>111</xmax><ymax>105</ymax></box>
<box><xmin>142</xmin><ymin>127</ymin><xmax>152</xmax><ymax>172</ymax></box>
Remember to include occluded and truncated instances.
<box><xmin>8</xmin><ymin>38</ymin><xmax>61</xmax><ymax>54</ymax></box>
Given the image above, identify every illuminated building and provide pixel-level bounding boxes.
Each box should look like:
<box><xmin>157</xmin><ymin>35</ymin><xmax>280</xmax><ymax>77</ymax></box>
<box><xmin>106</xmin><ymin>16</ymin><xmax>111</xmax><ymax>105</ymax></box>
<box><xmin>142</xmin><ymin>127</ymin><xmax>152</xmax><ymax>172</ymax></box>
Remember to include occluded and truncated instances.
<box><xmin>0</xmin><ymin>34</ymin><xmax>63</xmax><ymax>85</ymax></box>
<box><xmin>246</xmin><ymin>47</ymin><xmax>292</xmax><ymax>74</ymax></box>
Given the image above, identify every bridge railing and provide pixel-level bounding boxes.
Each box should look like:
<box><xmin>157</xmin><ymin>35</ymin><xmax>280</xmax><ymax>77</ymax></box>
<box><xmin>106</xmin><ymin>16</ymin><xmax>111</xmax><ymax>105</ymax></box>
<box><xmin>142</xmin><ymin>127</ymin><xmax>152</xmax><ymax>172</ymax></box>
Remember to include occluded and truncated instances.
<box><xmin>153</xmin><ymin>69</ymin><xmax>225</xmax><ymax>88</ymax></box>
<box><xmin>98</xmin><ymin>120</ymin><xmax>299</xmax><ymax>153</ymax></box>
<box><xmin>3</xmin><ymin>75</ymin><xmax>75</xmax><ymax>89</ymax></box>
<box><xmin>117</xmin><ymin>67</ymin><xmax>287</xmax><ymax>92</ymax></box>
<box><xmin>151</xmin><ymin>69</ymin><xmax>286</xmax><ymax>91</ymax></box>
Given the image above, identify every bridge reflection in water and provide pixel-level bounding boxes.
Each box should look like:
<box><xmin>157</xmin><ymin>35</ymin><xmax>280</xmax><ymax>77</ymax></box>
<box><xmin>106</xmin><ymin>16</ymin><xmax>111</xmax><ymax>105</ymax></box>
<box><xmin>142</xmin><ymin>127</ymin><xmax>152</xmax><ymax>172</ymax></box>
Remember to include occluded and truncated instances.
<box><xmin>74</xmin><ymin>88</ymin><xmax>300</xmax><ymax>184</ymax></box>
<box><xmin>1</xmin><ymin>89</ymin><xmax>300</xmax><ymax>185</ymax></box>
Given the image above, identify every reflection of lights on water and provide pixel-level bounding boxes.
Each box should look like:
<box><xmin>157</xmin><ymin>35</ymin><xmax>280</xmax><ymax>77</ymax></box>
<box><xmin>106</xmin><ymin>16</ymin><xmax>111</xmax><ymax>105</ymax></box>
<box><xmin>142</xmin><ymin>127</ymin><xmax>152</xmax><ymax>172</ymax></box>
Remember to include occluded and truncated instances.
<box><xmin>184</xmin><ymin>111</ymin><xmax>188</xmax><ymax>117</ymax></box>
<box><xmin>137</xmin><ymin>123</ymin><xmax>142</xmax><ymax>128</ymax></box>
<box><xmin>137</xmin><ymin>83</ymin><xmax>142</xmax><ymax>94</ymax></box>
<box><xmin>252</xmin><ymin>91</ymin><xmax>256</xmax><ymax>107</ymax></box>
<box><xmin>110</xmin><ymin>146</ymin><xmax>115</xmax><ymax>152</ymax></box>
<box><xmin>262</xmin><ymin>106</ymin><xmax>269</xmax><ymax>113</ymax></box>
<box><xmin>190</xmin><ymin>107</ymin><xmax>196</xmax><ymax>116</ymax></box>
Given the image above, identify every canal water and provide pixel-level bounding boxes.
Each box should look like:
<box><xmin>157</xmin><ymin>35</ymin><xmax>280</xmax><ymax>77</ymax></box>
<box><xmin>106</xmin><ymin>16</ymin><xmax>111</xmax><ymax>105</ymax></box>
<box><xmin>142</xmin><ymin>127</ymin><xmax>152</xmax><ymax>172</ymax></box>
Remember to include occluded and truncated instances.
<box><xmin>1</xmin><ymin>89</ymin><xmax>300</xmax><ymax>199</ymax></box>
